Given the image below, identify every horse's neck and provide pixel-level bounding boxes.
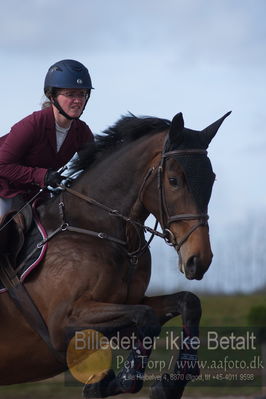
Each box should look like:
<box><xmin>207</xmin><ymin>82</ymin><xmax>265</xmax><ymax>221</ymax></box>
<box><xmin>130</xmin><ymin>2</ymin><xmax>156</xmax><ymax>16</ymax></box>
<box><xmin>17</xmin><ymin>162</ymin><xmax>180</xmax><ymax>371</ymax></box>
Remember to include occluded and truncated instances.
<box><xmin>41</xmin><ymin>133</ymin><xmax>163</xmax><ymax>233</ymax></box>
<box><xmin>72</xmin><ymin>134</ymin><xmax>163</xmax><ymax>224</ymax></box>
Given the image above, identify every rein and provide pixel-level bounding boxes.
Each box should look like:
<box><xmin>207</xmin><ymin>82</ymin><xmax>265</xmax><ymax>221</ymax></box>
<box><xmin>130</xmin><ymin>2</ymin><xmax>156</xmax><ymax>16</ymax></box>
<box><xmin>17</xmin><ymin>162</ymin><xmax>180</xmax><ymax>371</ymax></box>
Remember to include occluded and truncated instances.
<box><xmin>56</xmin><ymin>185</ymin><xmax>164</xmax><ymax>264</ymax></box>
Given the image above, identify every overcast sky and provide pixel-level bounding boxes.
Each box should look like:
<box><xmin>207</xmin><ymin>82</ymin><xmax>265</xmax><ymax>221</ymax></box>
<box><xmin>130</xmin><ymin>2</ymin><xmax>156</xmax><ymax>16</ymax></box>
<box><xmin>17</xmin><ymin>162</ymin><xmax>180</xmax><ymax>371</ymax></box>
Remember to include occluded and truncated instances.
<box><xmin>0</xmin><ymin>0</ymin><xmax>265</xmax><ymax>293</ymax></box>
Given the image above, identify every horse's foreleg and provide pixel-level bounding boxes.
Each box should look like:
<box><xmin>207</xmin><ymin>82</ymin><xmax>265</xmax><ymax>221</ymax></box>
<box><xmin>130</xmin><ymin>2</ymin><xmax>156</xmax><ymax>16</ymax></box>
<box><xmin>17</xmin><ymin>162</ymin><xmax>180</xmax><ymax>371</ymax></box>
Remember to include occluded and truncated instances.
<box><xmin>49</xmin><ymin>298</ymin><xmax>161</xmax><ymax>348</ymax></box>
<box><xmin>48</xmin><ymin>298</ymin><xmax>161</xmax><ymax>398</ymax></box>
<box><xmin>113</xmin><ymin>333</ymin><xmax>154</xmax><ymax>394</ymax></box>
<box><xmin>143</xmin><ymin>291</ymin><xmax>201</xmax><ymax>399</ymax></box>
<box><xmin>112</xmin><ymin>291</ymin><xmax>202</xmax><ymax>399</ymax></box>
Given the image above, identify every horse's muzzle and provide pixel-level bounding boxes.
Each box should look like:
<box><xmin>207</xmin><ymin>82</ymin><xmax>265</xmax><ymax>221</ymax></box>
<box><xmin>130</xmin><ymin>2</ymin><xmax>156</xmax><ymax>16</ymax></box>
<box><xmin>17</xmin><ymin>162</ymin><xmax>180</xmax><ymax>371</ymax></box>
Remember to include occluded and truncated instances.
<box><xmin>179</xmin><ymin>254</ymin><xmax>212</xmax><ymax>280</ymax></box>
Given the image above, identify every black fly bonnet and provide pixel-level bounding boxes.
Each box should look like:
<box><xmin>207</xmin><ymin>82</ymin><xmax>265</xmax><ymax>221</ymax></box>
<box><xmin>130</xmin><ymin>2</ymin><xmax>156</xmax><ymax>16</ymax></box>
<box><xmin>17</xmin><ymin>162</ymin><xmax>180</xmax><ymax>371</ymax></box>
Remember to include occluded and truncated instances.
<box><xmin>166</xmin><ymin>146</ymin><xmax>215</xmax><ymax>213</ymax></box>
<box><xmin>164</xmin><ymin>112</ymin><xmax>231</xmax><ymax>214</ymax></box>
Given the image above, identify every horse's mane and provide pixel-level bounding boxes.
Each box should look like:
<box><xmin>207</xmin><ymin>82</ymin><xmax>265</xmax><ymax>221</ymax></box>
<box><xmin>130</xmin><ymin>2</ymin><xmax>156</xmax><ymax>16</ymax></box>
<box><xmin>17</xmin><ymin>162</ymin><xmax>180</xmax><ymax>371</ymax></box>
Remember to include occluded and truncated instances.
<box><xmin>72</xmin><ymin>114</ymin><xmax>170</xmax><ymax>172</ymax></box>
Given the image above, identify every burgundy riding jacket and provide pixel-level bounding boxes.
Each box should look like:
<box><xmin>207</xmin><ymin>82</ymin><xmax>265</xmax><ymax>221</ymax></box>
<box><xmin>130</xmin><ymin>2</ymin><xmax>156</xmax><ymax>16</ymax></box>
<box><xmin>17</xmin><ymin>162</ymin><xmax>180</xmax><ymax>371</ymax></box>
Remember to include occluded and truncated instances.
<box><xmin>0</xmin><ymin>106</ymin><xmax>94</xmax><ymax>198</ymax></box>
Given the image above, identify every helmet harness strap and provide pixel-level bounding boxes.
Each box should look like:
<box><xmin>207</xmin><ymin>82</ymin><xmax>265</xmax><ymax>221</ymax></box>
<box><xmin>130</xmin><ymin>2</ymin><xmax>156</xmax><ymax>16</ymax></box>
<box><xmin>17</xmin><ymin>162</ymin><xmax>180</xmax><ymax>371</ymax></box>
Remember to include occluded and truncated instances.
<box><xmin>51</xmin><ymin>94</ymin><xmax>90</xmax><ymax>121</ymax></box>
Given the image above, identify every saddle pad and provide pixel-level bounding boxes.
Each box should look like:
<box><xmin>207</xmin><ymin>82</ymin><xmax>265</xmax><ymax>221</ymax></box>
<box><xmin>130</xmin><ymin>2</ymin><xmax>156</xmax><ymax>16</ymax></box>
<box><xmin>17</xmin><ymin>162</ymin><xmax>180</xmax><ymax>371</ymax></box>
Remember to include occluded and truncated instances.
<box><xmin>0</xmin><ymin>208</ymin><xmax>48</xmax><ymax>293</ymax></box>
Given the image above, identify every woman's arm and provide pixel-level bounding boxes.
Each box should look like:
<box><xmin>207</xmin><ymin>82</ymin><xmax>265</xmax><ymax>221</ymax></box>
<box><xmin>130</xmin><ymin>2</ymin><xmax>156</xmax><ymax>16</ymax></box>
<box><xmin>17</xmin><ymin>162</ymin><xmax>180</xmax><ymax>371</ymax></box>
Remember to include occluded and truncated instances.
<box><xmin>0</xmin><ymin>118</ymin><xmax>47</xmax><ymax>188</ymax></box>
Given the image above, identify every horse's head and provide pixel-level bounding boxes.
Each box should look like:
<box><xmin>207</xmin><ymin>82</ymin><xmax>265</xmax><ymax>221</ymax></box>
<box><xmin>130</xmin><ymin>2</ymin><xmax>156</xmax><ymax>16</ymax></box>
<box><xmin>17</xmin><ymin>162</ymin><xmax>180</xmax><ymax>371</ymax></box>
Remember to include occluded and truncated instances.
<box><xmin>141</xmin><ymin>111</ymin><xmax>231</xmax><ymax>280</ymax></box>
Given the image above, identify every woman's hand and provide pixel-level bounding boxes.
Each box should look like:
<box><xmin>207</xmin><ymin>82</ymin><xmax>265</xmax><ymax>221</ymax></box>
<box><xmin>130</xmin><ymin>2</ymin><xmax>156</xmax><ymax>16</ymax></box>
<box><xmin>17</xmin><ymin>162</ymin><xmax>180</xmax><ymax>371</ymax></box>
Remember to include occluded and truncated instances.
<box><xmin>44</xmin><ymin>170</ymin><xmax>64</xmax><ymax>188</ymax></box>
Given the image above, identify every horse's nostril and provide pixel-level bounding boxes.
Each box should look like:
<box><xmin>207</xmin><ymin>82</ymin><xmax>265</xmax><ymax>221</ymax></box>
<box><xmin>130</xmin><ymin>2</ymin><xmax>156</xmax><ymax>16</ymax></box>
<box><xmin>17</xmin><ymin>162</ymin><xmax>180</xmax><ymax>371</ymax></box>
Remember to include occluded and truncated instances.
<box><xmin>185</xmin><ymin>256</ymin><xmax>205</xmax><ymax>280</ymax></box>
<box><xmin>185</xmin><ymin>256</ymin><xmax>198</xmax><ymax>279</ymax></box>
<box><xmin>186</xmin><ymin>255</ymin><xmax>197</xmax><ymax>269</ymax></box>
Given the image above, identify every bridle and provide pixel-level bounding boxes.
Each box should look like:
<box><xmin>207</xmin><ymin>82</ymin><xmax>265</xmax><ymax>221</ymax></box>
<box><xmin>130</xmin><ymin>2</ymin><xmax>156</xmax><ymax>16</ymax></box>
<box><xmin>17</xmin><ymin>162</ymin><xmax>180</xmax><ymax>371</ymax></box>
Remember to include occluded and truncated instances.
<box><xmin>33</xmin><ymin>135</ymin><xmax>210</xmax><ymax>264</ymax></box>
<box><xmin>156</xmin><ymin>146</ymin><xmax>209</xmax><ymax>250</ymax></box>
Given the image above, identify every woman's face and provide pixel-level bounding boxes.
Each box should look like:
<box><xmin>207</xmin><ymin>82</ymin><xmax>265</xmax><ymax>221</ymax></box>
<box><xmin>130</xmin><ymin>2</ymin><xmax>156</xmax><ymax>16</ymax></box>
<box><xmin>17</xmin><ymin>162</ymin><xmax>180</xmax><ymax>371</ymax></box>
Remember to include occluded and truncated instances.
<box><xmin>56</xmin><ymin>88</ymin><xmax>89</xmax><ymax>119</ymax></box>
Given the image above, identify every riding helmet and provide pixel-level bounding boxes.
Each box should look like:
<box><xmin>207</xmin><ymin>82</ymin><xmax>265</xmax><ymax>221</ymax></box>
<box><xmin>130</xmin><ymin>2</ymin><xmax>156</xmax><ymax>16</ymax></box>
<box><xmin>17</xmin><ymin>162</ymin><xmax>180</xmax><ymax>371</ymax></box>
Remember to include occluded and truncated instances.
<box><xmin>44</xmin><ymin>59</ymin><xmax>93</xmax><ymax>93</ymax></box>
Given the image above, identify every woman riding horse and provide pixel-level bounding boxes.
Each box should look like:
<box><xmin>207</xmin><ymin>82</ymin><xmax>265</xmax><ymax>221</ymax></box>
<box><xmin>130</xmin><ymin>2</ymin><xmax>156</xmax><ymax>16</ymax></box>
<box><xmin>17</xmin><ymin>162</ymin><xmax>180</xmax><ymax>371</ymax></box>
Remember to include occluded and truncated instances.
<box><xmin>0</xmin><ymin>59</ymin><xmax>94</xmax><ymax>266</ymax></box>
<box><xmin>0</xmin><ymin>66</ymin><xmax>231</xmax><ymax>398</ymax></box>
<box><xmin>0</xmin><ymin>59</ymin><xmax>94</xmax><ymax>215</ymax></box>
<box><xmin>0</xmin><ymin>108</ymin><xmax>228</xmax><ymax>399</ymax></box>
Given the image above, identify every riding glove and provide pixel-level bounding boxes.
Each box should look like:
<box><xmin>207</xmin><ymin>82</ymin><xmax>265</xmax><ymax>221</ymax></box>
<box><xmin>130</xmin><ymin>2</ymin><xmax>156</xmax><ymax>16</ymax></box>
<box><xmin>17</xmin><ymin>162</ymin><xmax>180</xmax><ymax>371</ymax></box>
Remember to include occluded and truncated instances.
<box><xmin>44</xmin><ymin>170</ymin><xmax>64</xmax><ymax>188</ymax></box>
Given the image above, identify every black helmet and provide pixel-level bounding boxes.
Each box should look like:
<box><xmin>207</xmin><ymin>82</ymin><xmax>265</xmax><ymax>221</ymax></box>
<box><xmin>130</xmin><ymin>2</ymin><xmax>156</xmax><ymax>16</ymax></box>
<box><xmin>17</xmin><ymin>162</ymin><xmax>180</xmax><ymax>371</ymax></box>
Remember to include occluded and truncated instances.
<box><xmin>44</xmin><ymin>59</ymin><xmax>93</xmax><ymax>93</ymax></box>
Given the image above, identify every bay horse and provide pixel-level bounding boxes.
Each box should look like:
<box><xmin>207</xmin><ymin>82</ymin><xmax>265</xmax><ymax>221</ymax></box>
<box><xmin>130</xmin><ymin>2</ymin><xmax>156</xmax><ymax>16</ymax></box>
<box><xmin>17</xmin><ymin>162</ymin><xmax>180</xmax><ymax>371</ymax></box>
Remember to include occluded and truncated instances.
<box><xmin>0</xmin><ymin>111</ymin><xmax>230</xmax><ymax>398</ymax></box>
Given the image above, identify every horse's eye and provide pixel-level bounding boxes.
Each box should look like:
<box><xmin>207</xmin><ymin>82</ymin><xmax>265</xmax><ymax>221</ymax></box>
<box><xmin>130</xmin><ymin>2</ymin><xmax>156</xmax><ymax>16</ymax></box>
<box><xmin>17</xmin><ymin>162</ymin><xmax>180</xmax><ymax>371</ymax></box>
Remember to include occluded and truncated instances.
<box><xmin>169</xmin><ymin>177</ymin><xmax>179</xmax><ymax>187</ymax></box>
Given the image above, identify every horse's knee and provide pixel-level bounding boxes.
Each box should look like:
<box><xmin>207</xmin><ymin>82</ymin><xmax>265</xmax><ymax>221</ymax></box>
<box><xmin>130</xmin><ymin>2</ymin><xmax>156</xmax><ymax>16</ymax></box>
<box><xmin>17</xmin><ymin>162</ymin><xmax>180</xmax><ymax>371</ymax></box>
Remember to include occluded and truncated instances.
<box><xmin>132</xmin><ymin>305</ymin><xmax>161</xmax><ymax>338</ymax></box>
<box><xmin>181</xmin><ymin>292</ymin><xmax>202</xmax><ymax>321</ymax></box>
<box><xmin>184</xmin><ymin>291</ymin><xmax>201</xmax><ymax>310</ymax></box>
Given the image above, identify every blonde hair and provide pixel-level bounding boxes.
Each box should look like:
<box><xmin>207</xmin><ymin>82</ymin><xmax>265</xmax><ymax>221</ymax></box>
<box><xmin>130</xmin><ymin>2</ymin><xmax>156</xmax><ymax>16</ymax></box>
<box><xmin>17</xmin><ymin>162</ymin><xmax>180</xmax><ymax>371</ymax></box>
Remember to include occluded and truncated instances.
<box><xmin>41</xmin><ymin>87</ymin><xmax>58</xmax><ymax>109</ymax></box>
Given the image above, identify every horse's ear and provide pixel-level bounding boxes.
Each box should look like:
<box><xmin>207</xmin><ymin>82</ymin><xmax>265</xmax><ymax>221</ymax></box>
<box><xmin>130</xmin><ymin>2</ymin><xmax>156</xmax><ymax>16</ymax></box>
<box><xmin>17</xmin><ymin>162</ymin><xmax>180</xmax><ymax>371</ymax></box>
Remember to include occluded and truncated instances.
<box><xmin>202</xmin><ymin>111</ymin><xmax>232</xmax><ymax>145</ymax></box>
<box><xmin>168</xmin><ymin>112</ymin><xmax>184</xmax><ymax>146</ymax></box>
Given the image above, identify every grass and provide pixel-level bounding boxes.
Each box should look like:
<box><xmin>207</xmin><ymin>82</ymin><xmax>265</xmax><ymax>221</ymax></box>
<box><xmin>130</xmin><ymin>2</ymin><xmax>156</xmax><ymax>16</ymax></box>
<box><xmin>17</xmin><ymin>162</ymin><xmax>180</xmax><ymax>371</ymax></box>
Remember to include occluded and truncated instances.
<box><xmin>200</xmin><ymin>293</ymin><xmax>266</xmax><ymax>327</ymax></box>
<box><xmin>165</xmin><ymin>293</ymin><xmax>266</xmax><ymax>327</ymax></box>
<box><xmin>0</xmin><ymin>293</ymin><xmax>265</xmax><ymax>398</ymax></box>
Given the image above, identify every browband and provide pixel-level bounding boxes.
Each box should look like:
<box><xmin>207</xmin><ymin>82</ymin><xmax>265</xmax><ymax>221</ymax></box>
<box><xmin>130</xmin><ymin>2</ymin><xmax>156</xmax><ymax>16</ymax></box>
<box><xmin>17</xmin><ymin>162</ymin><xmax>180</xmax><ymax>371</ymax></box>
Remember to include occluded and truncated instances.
<box><xmin>163</xmin><ymin>149</ymin><xmax>207</xmax><ymax>157</ymax></box>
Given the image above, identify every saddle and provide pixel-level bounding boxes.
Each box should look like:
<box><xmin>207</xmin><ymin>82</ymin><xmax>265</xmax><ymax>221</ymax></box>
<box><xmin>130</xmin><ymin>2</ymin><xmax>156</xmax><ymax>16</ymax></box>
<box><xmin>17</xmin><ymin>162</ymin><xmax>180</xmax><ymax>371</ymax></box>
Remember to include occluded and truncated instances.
<box><xmin>0</xmin><ymin>202</ymin><xmax>33</xmax><ymax>266</ymax></box>
<box><xmin>0</xmin><ymin>212</ymin><xmax>26</xmax><ymax>268</ymax></box>
<box><xmin>0</xmin><ymin>209</ymin><xmax>63</xmax><ymax>362</ymax></box>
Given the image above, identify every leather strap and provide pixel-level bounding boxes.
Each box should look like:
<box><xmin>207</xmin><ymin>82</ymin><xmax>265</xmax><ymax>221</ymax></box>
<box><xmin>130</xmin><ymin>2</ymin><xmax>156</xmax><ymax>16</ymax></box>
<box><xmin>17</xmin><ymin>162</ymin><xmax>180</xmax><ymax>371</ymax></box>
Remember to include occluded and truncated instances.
<box><xmin>163</xmin><ymin>149</ymin><xmax>207</xmax><ymax>157</ymax></box>
<box><xmin>0</xmin><ymin>257</ymin><xmax>65</xmax><ymax>364</ymax></box>
<box><xmin>167</xmin><ymin>214</ymin><xmax>209</xmax><ymax>224</ymax></box>
<box><xmin>65</xmin><ymin>225</ymin><xmax>127</xmax><ymax>246</ymax></box>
